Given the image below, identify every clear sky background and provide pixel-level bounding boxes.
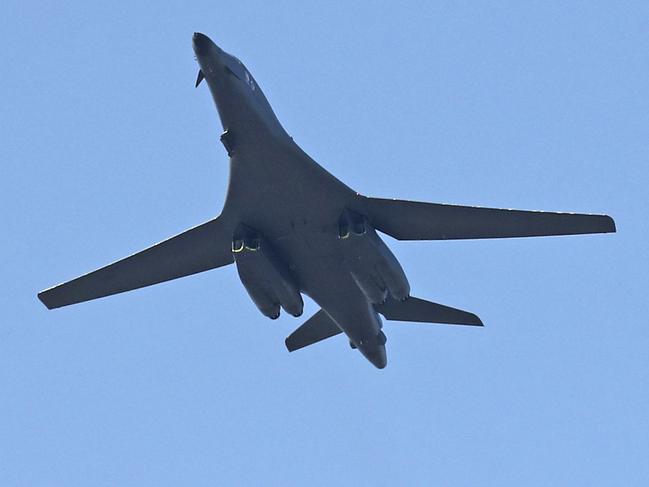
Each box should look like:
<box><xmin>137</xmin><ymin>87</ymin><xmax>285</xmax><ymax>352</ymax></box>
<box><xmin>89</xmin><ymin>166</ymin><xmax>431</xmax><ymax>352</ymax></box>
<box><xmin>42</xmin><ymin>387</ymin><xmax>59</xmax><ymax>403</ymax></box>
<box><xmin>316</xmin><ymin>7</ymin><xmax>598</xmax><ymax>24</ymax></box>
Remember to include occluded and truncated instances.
<box><xmin>1</xmin><ymin>1</ymin><xmax>647</xmax><ymax>486</ymax></box>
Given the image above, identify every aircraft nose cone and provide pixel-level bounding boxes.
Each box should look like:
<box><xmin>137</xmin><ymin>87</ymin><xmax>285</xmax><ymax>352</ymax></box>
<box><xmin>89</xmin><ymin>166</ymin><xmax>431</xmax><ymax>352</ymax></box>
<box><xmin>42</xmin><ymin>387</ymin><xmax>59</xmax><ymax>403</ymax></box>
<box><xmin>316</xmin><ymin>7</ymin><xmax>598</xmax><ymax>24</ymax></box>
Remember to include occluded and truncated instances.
<box><xmin>192</xmin><ymin>32</ymin><xmax>213</xmax><ymax>56</ymax></box>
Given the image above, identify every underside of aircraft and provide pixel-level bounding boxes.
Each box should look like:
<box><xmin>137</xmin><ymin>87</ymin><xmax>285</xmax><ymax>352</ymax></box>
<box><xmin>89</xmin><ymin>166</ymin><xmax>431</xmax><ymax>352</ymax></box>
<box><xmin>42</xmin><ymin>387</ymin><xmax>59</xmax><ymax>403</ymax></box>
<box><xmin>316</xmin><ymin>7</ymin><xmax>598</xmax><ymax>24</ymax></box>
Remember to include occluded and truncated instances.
<box><xmin>38</xmin><ymin>33</ymin><xmax>615</xmax><ymax>368</ymax></box>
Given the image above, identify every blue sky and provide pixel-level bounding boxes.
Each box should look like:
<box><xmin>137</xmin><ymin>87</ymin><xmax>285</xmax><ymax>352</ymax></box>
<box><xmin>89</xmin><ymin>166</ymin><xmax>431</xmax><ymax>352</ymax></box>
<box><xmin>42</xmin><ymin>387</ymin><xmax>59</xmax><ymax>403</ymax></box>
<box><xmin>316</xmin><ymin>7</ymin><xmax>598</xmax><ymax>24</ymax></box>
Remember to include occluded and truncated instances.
<box><xmin>1</xmin><ymin>1</ymin><xmax>648</xmax><ymax>485</ymax></box>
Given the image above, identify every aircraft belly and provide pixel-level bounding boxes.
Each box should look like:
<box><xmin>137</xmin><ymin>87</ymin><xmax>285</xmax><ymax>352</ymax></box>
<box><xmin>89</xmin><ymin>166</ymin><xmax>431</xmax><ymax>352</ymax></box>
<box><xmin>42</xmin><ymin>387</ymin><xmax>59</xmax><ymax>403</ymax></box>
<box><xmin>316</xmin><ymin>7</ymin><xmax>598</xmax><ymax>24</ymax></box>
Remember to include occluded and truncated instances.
<box><xmin>223</xmin><ymin>138</ymin><xmax>354</xmax><ymax>239</ymax></box>
<box><xmin>219</xmin><ymin>137</ymin><xmax>386</xmax><ymax>355</ymax></box>
<box><xmin>294</xmin><ymin>253</ymin><xmax>380</xmax><ymax>343</ymax></box>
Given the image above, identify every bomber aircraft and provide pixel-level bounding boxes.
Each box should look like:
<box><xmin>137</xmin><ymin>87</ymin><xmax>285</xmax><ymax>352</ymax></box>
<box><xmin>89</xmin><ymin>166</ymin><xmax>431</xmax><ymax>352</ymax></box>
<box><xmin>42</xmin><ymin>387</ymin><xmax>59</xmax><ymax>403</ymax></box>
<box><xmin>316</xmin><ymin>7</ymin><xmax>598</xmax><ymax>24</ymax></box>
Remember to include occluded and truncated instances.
<box><xmin>38</xmin><ymin>33</ymin><xmax>616</xmax><ymax>368</ymax></box>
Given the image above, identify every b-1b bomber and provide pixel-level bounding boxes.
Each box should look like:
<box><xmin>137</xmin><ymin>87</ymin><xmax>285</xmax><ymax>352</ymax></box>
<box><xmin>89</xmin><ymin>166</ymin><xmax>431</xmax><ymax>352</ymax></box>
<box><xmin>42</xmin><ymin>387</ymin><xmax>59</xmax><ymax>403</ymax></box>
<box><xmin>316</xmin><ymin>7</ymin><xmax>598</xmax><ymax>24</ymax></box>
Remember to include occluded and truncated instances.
<box><xmin>38</xmin><ymin>33</ymin><xmax>616</xmax><ymax>368</ymax></box>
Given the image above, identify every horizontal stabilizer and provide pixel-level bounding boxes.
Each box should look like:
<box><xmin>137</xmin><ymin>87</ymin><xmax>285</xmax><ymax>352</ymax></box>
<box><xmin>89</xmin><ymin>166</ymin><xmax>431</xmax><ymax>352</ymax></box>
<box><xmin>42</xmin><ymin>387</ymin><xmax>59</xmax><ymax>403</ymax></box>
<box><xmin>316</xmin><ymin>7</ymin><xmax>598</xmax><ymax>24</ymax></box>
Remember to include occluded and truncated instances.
<box><xmin>354</xmin><ymin>196</ymin><xmax>616</xmax><ymax>240</ymax></box>
<box><xmin>375</xmin><ymin>296</ymin><xmax>483</xmax><ymax>326</ymax></box>
<box><xmin>38</xmin><ymin>216</ymin><xmax>234</xmax><ymax>309</ymax></box>
<box><xmin>285</xmin><ymin>310</ymin><xmax>342</xmax><ymax>352</ymax></box>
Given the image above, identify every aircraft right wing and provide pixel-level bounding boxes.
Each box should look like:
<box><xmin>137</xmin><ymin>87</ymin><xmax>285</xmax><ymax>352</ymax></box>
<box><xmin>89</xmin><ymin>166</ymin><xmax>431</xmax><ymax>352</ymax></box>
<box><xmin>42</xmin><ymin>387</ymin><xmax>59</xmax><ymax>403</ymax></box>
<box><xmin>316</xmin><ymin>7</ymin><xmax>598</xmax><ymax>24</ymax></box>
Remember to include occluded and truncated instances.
<box><xmin>38</xmin><ymin>216</ymin><xmax>234</xmax><ymax>309</ymax></box>
<box><xmin>353</xmin><ymin>196</ymin><xmax>616</xmax><ymax>241</ymax></box>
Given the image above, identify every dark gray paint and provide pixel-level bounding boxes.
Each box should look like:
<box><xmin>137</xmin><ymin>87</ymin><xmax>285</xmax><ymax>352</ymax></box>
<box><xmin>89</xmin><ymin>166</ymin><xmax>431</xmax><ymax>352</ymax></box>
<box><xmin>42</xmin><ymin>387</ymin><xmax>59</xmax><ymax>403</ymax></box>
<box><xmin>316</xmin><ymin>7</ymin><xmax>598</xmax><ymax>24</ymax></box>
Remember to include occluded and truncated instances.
<box><xmin>38</xmin><ymin>33</ymin><xmax>616</xmax><ymax>369</ymax></box>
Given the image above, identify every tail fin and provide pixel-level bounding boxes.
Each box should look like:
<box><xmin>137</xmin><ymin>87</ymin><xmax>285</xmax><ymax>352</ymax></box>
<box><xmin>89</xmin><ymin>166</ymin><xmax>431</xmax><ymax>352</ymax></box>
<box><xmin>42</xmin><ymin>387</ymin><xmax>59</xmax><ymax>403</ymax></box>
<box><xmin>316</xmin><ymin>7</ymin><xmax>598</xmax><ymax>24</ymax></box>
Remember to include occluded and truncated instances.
<box><xmin>375</xmin><ymin>296</ymin><xmax>483</xmax><ymax>326</ymax></box>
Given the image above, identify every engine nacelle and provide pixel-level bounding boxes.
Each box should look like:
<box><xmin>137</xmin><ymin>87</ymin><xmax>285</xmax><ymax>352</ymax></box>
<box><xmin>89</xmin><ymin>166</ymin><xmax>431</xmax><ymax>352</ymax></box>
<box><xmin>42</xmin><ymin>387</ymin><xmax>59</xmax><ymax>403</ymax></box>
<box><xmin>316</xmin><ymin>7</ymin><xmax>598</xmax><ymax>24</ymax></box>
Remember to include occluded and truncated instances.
<box><xmin>339</xmin><ymin>210</ymin><xmax>410</xmax><ymax>303</ymax></box>
<box><xmin>232</xmin><ymin>226</ymin><xmax>303</xmax><ymax>319</ymax></box>
<box><xmin>350</xmin><ymin>270</ymin><xmax>388</xmax><ymax>304</ymax></box>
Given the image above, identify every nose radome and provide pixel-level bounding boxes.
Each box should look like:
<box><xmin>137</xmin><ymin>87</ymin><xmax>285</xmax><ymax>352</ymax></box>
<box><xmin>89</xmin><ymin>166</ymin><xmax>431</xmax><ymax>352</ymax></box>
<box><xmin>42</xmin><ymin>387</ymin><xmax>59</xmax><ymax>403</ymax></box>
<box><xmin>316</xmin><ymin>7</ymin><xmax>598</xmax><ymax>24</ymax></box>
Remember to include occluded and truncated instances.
<box><xmin>192</xmin><ymin>32</ymin><xmax>214</xmax><ymax>56</ymax></box>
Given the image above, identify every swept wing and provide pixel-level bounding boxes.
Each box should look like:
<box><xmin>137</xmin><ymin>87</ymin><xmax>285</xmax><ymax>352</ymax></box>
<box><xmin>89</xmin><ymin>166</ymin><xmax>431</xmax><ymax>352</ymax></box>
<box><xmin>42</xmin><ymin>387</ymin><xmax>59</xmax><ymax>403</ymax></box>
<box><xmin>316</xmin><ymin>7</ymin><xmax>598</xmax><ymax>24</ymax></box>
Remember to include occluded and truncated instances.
<box><xmin>38</xmin><ymin>217</ymin><xmax>234</xmax><ymax>309</ymax></box>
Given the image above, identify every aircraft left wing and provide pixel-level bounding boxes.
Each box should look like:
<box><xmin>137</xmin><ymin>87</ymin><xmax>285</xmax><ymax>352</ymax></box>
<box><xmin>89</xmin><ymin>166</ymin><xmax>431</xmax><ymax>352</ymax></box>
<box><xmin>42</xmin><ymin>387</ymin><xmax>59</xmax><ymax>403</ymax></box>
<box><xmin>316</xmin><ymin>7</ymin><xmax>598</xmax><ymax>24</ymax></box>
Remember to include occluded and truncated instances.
<box><xmin>38</xmin><ymin>216</ymin><xmax>234</xmax><ymax>309</ymax></box>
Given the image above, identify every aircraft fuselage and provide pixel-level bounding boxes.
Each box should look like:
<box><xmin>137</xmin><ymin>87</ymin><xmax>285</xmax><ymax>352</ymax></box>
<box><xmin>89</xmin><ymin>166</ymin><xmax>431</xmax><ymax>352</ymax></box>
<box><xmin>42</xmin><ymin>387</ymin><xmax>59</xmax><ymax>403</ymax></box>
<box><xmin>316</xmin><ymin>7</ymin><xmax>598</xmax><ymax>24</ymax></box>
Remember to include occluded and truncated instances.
<box><xmin>193</xmin><ymin>33</ymin><xmax>401</xmax><ymax>367</ymax></box>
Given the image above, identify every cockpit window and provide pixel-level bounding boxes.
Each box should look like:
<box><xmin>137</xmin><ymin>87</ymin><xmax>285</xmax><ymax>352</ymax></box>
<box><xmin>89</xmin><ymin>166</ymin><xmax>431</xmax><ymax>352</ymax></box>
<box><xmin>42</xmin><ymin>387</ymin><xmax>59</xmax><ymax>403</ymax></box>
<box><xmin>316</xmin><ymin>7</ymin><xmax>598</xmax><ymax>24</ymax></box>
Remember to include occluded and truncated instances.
<box><xmin>224</xmin><ymin>64</ymin><xmax>241</xmax><ymax>80</ymax></box>
<box><xmin>244</xmin><ymin>70</ymin><xmax>256</xmax><ymax>91</ymax></box>
<box><xmin>223</xmin><ymin>56</ymin><xmax>255</xmax><ymax>91</ymax></box>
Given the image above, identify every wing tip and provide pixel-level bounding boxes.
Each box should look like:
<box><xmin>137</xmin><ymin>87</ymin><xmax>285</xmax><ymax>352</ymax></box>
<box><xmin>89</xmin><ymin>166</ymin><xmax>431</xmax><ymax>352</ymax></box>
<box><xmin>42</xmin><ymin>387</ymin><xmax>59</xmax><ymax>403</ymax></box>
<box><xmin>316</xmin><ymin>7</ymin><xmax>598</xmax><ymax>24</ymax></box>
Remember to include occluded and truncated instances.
<box><xmin>285</xmin><ymin>337</ymin><xmax>296</xmax><ymax>352</ymax></box>
<box><xmin>603</xmin><ymin>215</ymin><xmax>616</xmax><ymax>233</ymax></box>
<box><xmin>467</xmin><ymin>313</ymin><xmax>484</xmax><ymax>327</ymax></box>
<box><xmin>37</xmin><ymin>290</ymin><xmax>58</xmax><ymax>310</ymax></box>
